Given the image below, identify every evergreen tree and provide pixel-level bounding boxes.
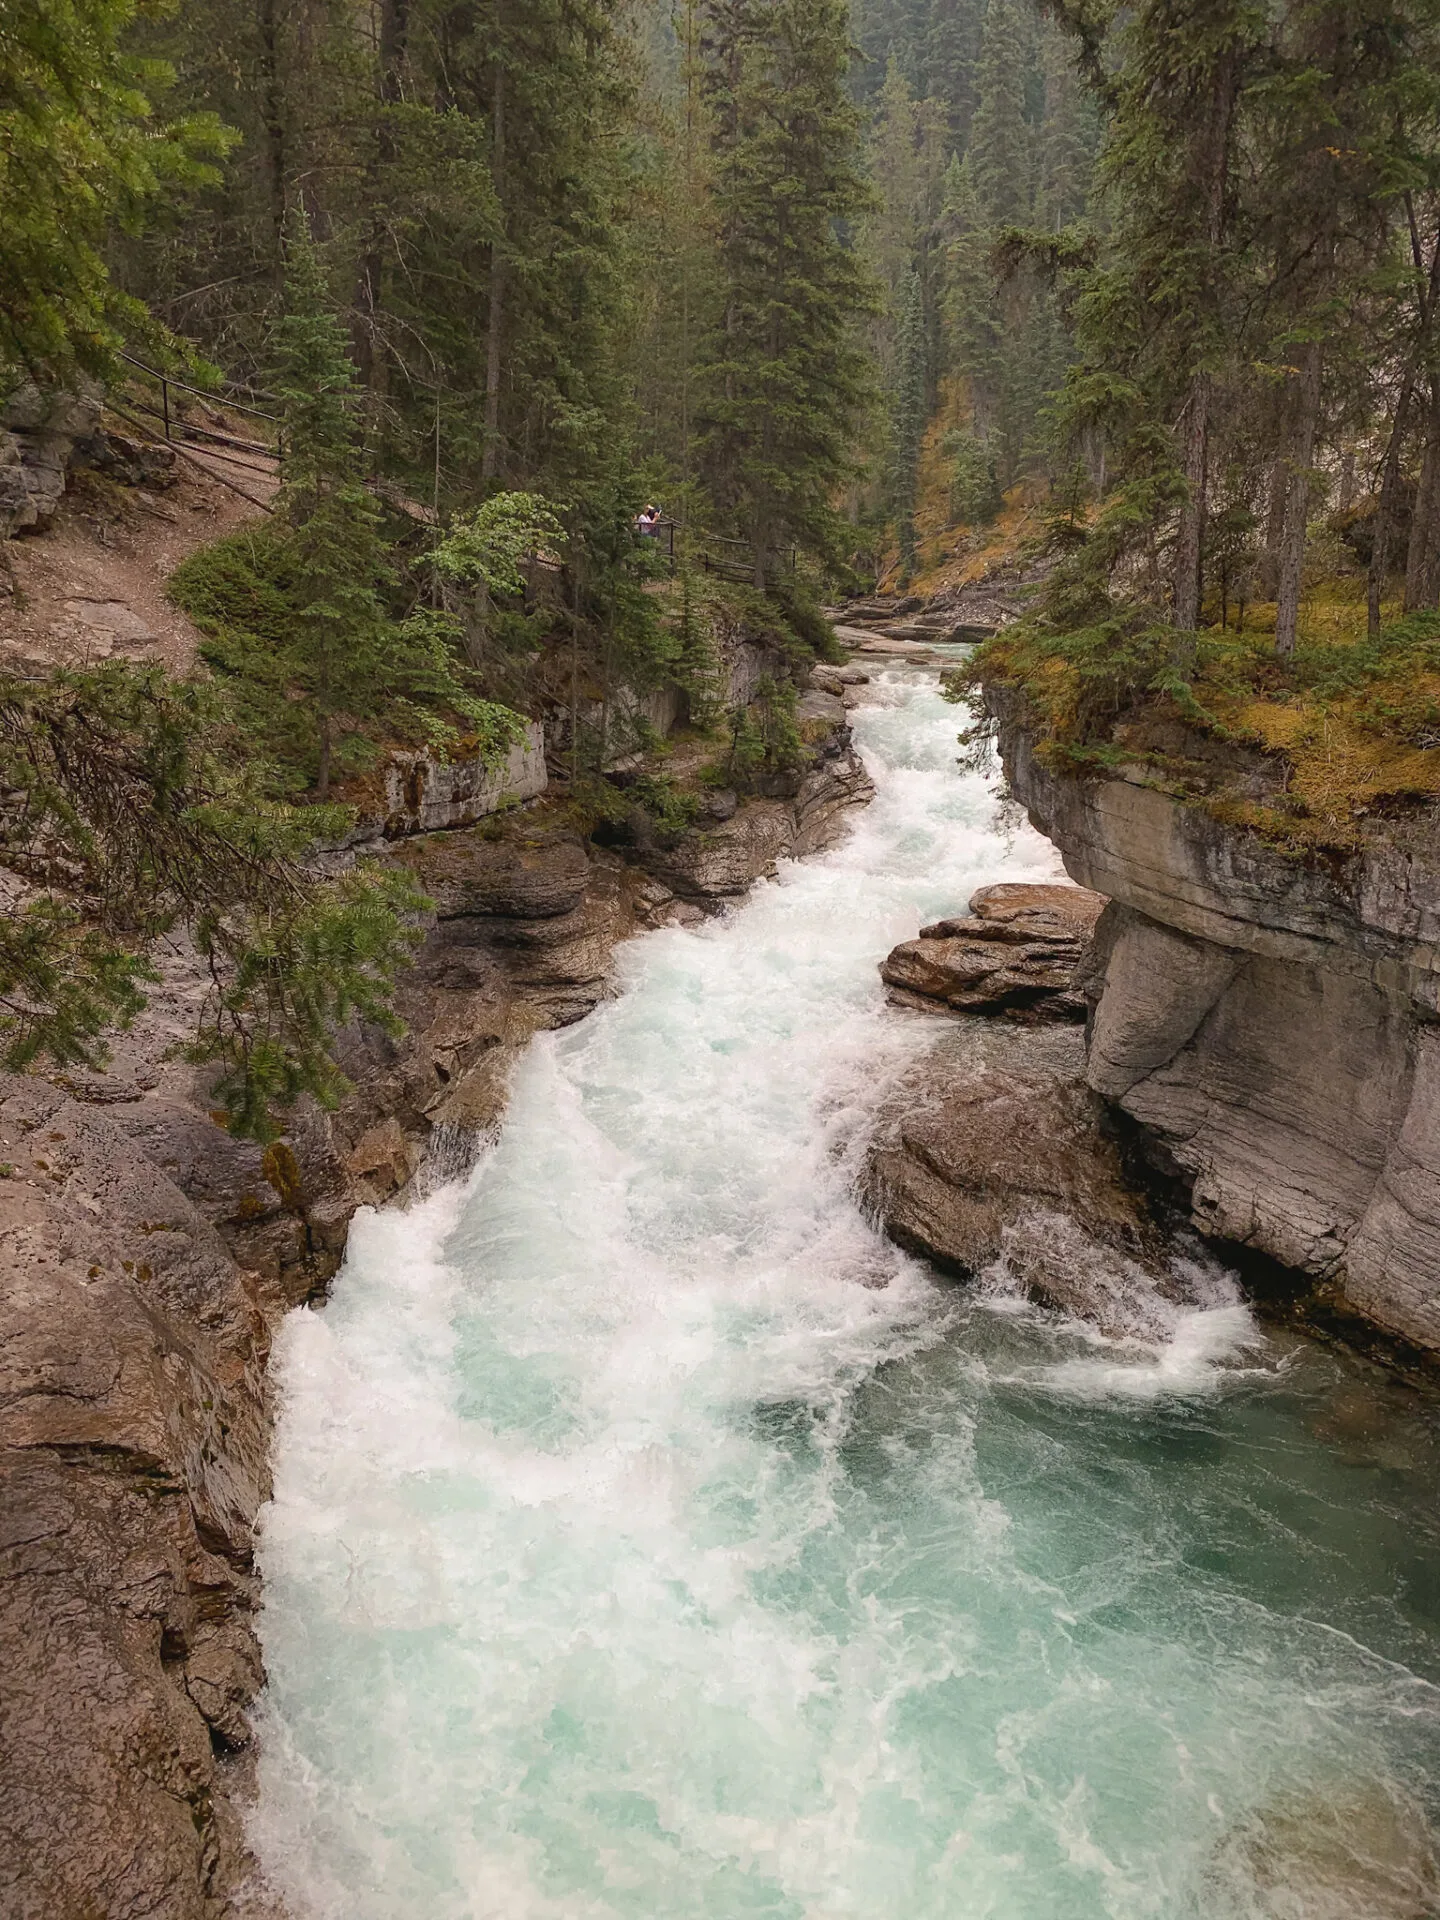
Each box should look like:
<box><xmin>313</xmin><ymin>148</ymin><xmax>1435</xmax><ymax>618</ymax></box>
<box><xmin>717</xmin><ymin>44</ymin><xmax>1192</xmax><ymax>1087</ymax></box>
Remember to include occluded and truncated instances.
<box><xmin>696</xmin><ymin>0</ymin><xmax>877</xmax><ymax>586</ymax></box>
<box><xmin>968</xmin><ymin>0</ymin><xmax>1032</xmax><ymax>230</ymax></box>
<box><xmin>940</xmin><ymin>154</ymin><xmax>1000</xmax><ymax>433</ymax></box>
<box><xmin>195</xmin><ymin>227</ymin><xmax>517</xmax><ymax>798</ymax></box>
<box><xmin>1034</xmin><ymin>21</ymin><xmax>1096</xmax><ymax>230</ymax></box>
<box><xmin>924</xmin><ymin>0</ymin><xmax>986</xmax><ymax>152</ymax></box>
<box><xmin>0</xmin><ymin>0</ymin><xmax>231</xmax><ymax>386</ymax></box>
<box><xmin>272</xmin><ymin>230</ymin><xmax>399</xmax><ymax>798</ymax></box>
<box><xmin>890</xmin><ymin>267</ymin><xmax>929</xmax><ymax>566</ymax></box>
<box><xmin>865</xmin><ymin>54</ymin><xmax>949</xmax><ymax>397</ymax></box>
<box><xmin>0</xmin><ymin>662</ymin><xmax>428</xmax><ymax>1141</ymax></box>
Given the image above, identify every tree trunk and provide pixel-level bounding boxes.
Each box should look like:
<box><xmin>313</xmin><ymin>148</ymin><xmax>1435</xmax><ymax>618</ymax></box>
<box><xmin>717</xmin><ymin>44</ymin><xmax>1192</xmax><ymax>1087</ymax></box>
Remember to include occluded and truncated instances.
<box><xmin>257</xmin><ymin>0</ymin><xmax>287</xmax><ymax>278</ymax></box>
<box><xmin>481</xmin><ymin>61</ymin><xmax>506</xmax><ymax>484</ymax></box>
<box><xmin>1171</xmin><ymin>49</ymin><xmax>1238</xmax><ymax>635</ymax></box>
<box><xmin>1173</xmin><ymin>373</ymin><xmax>1210</xmax><ymax>633</ymax></box>
<box><xmin>353</xmin><ymin>0</ymin><xmax>409</xmax><ymax>392</ymax></box>
<box><xmin>317</xmin><ymin>714</ymin><xmax>332</xmax><ymax>802</ymax></box>
<box><xmin>1258</xmin><ymin>450</ymin><xmax>1290</xmax><ymax>600</ymax></box>
<box><xmin>1274</xmin><ymin>338</ymin><xmax>1322</xmax><ymax>657</ymax></box>
<box><xmin>1404</xmin><ymin>375</ymin><xmax>1440</xmax><ymax>612</ymax></box>
<box><xmin>1367</xmin><ymin>380</ymin><xmax>1415</xmax><ymax>637</ymax></box>
<box><xmin>1337</xmin><ymin>447</ymin><xmax>1356</xmax><ymax>513</ymax></box>
<box><xmin>1373</xmin><ymin>218</ymin><xmax>1440</xmax><ymax>630</ymax></box>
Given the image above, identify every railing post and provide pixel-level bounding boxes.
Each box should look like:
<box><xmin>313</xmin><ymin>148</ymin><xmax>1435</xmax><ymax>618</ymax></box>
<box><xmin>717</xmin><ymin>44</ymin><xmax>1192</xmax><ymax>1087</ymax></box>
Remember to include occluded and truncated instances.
<box><xmin>161</xmin><ymin>377</ymin><xmax>171</xmax><ymax>441</ymax></box>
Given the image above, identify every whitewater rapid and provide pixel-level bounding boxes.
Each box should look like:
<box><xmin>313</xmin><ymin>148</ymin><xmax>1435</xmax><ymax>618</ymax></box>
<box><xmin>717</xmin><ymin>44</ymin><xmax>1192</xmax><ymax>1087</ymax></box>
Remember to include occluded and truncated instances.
<box><xmin>253</xmin><ymin>664</ymin><xmax>1440</xmax><ymax>1919</ymax></box>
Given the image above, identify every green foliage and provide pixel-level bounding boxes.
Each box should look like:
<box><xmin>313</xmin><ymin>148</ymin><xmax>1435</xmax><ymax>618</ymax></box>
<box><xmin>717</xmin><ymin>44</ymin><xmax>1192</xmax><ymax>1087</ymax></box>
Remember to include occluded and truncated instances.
<box><xmin>968</xmin><ymin>0</ymin><xmax>1031</xmax><ymax>229</ymax></box>
<box><xmin>172</xmin><ymin>234</ymin><xmax>524</xmax><ymax>797</ymax></box>
<box><xmin>696</xmin><ymin>0</ymin><xmax>879</xmax><ymax>585</ymax></box>
<box><xmin>890</xmin><ymin>268</ymin><xmax>928</xmax><ymax>566</ymax></box>
<box><xmin>765</xmin><ymin>579</ymin><xmax>845</xmax><ymax>662</ymax></box>
<box><xmin>431</xmin><ymin>494</ymin><xmax>565</xmax><ymax>600</ymax></box>
<box><xmin>0</xmin><ymin>0</ymin><xmax>232</xmax><ymax>387</ymax></box>
<box><xmin>588</xmin><ymin>770</ymin><xmax>703</xmax><ymax>847</ymax></box>
<box><xmin>186</xmin><ymin>860</ymin><xmax>425</xmax><ymax>1142</ymax></box>
<box><xmin>0</xmin><ymin>665</ymin><xmax>426</xmax><ymax>1140</ymax></box>
<box><xmin>944</xmin><ymin>428</ymin><xmax>1003</xmax><ymax>525</ymax></box>
<box><xmin>669</xmin><ymin>572</ymin><xmax>725</xmax><ymax>731</ymax></box>
<box><xmin>719</xmin><ymin>674</ymin><xmax>805</xmax><ymax>788</ymax></box>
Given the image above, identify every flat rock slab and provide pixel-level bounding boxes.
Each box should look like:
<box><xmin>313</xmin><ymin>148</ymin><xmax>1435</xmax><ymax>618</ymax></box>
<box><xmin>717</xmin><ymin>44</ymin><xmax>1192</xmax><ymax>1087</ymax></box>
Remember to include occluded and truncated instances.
<box><xmin>881</xmin><ymin>882</ymin><xmax>1107</xmax><ymax>1020</ymax></box>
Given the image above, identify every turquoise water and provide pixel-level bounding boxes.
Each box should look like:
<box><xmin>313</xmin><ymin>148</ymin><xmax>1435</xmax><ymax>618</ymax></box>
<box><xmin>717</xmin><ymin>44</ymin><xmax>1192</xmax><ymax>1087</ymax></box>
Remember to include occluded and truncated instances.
<box><xmin>253</xmin><ymin>666</ymin><xmax>1440</xmax><ymax>1918</ymax></box>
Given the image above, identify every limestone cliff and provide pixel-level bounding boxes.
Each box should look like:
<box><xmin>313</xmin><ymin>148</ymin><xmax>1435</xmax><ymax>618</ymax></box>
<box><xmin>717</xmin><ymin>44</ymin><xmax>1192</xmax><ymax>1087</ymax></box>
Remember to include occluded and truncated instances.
<box><xmin>988</xmin><ymin>684</ymin><xmax>1440</xmax><ymax>1356</ymax></box>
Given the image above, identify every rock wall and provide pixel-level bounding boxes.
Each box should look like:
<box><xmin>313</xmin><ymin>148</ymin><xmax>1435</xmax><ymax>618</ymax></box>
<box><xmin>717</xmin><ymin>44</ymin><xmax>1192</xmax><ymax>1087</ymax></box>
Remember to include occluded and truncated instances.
<box><xmin>334</xmin><ymin>723</ymin><xmax>550</xmax><ymax>845</ymax></box>
<box><xmin>989</xmin><ymin>684</ymin><xmax>1440</xmax><ymax>1354</ymax></box>
<box><xmin>0</xmin><ymin>385</ymin><xmax>103</xmax><ymax>537</ymax></box>
<box><xmin>856</xmin><ymin>1020</ymin><xmax>1219</xmax><ymax>1339</ymax></box>
<box><xmin>0</xmin><ymin>699</ymin><xmax>873</xmax><ymax>1920</ymax></box>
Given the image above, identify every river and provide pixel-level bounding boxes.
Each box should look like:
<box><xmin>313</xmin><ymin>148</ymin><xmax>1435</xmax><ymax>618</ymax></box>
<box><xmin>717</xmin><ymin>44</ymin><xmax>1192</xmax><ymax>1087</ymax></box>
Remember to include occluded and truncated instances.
<box><xmin>252</xmin><ymin>661</ymin><xmax>1440</xmax><ymax>1918</ymax></box>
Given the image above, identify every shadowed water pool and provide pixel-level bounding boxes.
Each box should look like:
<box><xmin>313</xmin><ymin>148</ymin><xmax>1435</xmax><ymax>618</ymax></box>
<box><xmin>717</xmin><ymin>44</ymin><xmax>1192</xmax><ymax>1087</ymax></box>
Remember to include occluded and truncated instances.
<box><xmin>253</xmin><ymin>665</ymin><xmax>1440</xmax><ymax>1918</ymax></box>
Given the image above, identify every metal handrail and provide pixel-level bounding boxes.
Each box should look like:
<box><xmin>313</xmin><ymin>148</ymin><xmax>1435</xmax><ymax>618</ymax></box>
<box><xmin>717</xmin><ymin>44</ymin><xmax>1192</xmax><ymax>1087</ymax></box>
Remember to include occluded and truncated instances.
<box><xmin>120</xmin><ymin>394</ymin><xmax>276</xmax><ymax>464</ymax></box>
<box><xmin>118</xmin><ymin>351</ymin><xmax>282</xmax><ymax>425</ymax></box>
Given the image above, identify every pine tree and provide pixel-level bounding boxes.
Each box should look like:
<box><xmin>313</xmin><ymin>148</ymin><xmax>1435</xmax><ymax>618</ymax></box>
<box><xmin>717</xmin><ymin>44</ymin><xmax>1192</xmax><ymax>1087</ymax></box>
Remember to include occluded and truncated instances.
<box><xmin>696</xmin><ymin>0</ymin><xmax>877</xmax><ymax>587</ymax></box>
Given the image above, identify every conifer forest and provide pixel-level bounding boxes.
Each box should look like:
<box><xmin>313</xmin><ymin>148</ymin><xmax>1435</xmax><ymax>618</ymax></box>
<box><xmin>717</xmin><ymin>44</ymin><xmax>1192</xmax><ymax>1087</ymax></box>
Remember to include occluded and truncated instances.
<box><xmin>3</xmin><ymin>0</ymin><xmax>1440</xmax><ymax>1124</ymax></box>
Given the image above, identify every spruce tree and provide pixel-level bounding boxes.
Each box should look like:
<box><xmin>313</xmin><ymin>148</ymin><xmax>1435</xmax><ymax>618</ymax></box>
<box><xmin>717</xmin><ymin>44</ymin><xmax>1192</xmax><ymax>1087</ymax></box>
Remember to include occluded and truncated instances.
<box><xmin>272</xmin><ymin>230</ymin><xmax>398</xmax><ymax>798</ymax></box>
<box><xmin>940</xmin><ymin>154</ymin><xmax>1000</xmax><ymax>434</ymax></box>
<box><xmin>0</xmin><ymin>0</ymin><xmax>231</xmax><ymax>386</ymax></box>
<box><xmin>696</xmin><ymin>0</ymin><xmax>877</xmax><ymax>587</ymax></box>
<box><xmin>925</xmin><ymin>0</ymin><xmax>986</xmax><ymax>152</ymax></box>
<box><xmin>890</xmin><ymin>267</ymin><xmax>929</xmax><ymax>567</ymax></box>
<box><xmin>1034</xmin><ymin>22</ymin><xmax>1096</xmax><ymax>231</ymax></box>
<box><xmin>197</xmin><ymin>225</ymin><xmax>518</xmax><ymax>799</ymax></box>
<box><xmin>968</xmin><ymin>0</ymin><xmax>1032</xmax><ymax>230</ymax></box>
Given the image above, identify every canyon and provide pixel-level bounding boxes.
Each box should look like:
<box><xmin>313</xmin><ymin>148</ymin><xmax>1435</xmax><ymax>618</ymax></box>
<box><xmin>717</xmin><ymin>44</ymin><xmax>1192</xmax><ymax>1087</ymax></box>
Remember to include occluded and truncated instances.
<box><xmin>4</xmin><ymin>625</ymin><xmax>1440</xmax><ymax>1919</ymax></box>
<box><xmin>987</xmin><ymin>683</ymin><xmax>1440</xmax><ymax>1359</ymax></box>
<box><xmin>0</xmin><ymin>613</ymin><xmax>872</xmax><ymax>1917</ymax></box>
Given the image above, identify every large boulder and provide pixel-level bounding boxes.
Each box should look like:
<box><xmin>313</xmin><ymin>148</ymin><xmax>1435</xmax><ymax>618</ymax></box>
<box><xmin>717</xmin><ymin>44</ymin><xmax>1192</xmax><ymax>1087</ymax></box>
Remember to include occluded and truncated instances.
<box><xmin>880</xmin><ymin>881</ymin><xmax>1106</xmax><ymax>1020</ymax></box>
<box><xmin>857</xmin><ymin>1022</ymin><xmax>1223</xmax><ymax>1338</ymax></box>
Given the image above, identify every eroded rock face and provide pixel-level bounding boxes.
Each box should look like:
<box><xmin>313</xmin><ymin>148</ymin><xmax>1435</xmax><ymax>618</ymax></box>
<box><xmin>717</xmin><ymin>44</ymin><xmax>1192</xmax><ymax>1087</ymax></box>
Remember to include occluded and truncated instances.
<box><xmin>640</xmin><ymin>719</ymin><xmax>874</xmax><ymax>900</ymax></box>
<box><xmin>856</xmin><ymin>1022</ymin><xmax>1218</xmax><ymax>1338</ymax></box>
<box><xmin>880</xmin><ymin>882</ymin><xmax>1104</xmax><ymax>1020</ymax></box>
<box><xmin>0</xmin><ymin>1078</ymin><xmax>292</xmax><ymax>1920</ymax></box>
<box><xmin>989</xmin><ymin>683</ymin><xmax>1440</xmax><ymax>1352</ymax></box>
<box><xmin>0</xmin><ymin>384</ymin><xmax>102</xmax><ymax>536</ymax></box>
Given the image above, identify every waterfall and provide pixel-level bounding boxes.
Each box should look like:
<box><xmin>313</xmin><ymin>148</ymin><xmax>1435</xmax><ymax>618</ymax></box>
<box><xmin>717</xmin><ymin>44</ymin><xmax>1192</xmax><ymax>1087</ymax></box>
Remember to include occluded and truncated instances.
<box><xmin>252</xmin><ymin>663</ymin><xmax>1440</xmax><ymax>1920</ymax></box>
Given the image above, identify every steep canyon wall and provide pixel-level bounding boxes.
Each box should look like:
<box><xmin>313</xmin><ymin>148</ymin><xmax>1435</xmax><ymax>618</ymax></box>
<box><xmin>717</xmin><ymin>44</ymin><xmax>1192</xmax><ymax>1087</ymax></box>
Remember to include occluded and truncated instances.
<box><xmin>988</xmin><ymin>685</ymin><xmax>1440</xmax><ymax>1355</ymax></box>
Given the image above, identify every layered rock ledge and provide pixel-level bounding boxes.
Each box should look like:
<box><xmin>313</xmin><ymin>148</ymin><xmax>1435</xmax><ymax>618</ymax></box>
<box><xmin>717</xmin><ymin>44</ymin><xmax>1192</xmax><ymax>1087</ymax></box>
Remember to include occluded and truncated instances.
<box><xmin>987</xmin><ymin>683</ymin><xmax>1440</xmax><ymax>1355</ymax></box>
<box><xmin>880</xmin><ymin>881</ymin><xmax>1104</xmax><ymax>1020</ymax></box>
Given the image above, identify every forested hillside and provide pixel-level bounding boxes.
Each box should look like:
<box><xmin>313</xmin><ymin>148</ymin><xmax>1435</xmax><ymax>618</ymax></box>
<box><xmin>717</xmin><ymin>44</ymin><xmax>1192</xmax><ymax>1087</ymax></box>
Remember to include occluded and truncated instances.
<box><xmin>3</xmin><ymin>0</ymin><xmax>1440</xmax><ymax>1126</ymax></box>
